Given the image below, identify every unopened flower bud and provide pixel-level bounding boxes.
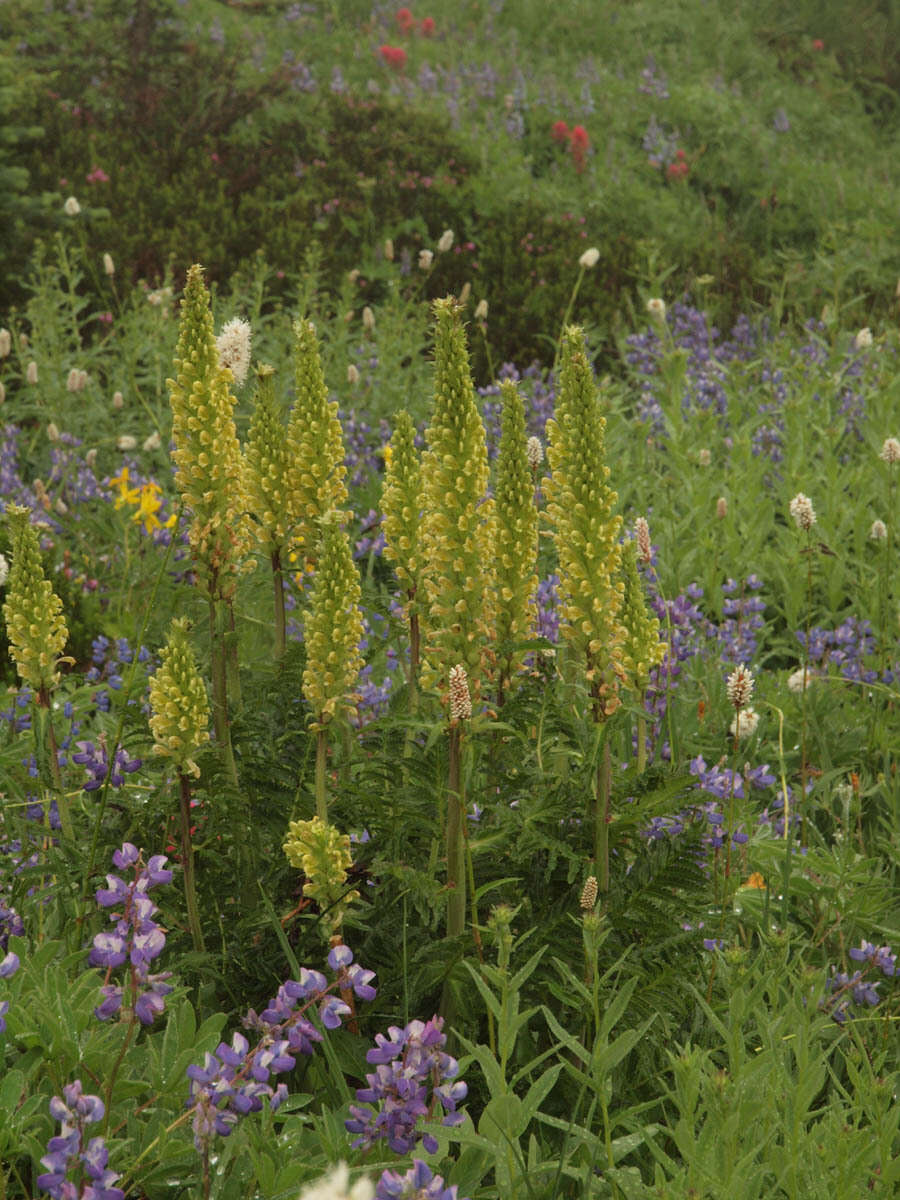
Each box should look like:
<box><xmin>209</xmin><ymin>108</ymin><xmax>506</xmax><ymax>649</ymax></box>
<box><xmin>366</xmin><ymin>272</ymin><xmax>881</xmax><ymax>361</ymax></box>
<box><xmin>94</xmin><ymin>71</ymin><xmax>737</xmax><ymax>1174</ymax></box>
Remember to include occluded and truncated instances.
<box><xmin>418</xmin><ymin>249</ymin><xmax>434</xmax><ymax>271</ymax></box>
<box><xmin>112</xmin><ymin>390</ymin><xmax>124</xmax><ymax>409</ymax></box>
<box><xmin>47</xmin><ymin>422</ymin><xmax>60</xmax><ymax>442</ymax></box>
<box><xmin>0</xmin><ymin>328</ymin><xmax>10</xmax><ymax>357</ymax></box>
<box><xmin>716</xmin><ymin>496</ymin><xmax>728</xmax><ymax>519</ymax></box>
<box><xmin>362</xmin><ymin>306</ymin><xmax>375</xmax><ymax>332</ymax></box>
<box><xmin>26</xmin><ymin>361</ymin><xmax>38</xmax><ymax>385</ymax></box>
<box><xmin>474</xmin><ymin>299</ymin><xmax>488</xmax><ymax>321</ymax></box>
<box><xmin>102</xmin><ymin>252</ymin><xmax>115</xmax><ymax>276</ymax></box>
<box><xmin>458</xmin><ymin>281</ymin><xmax>471</xmax><ymax>305</ymax></box>
<box><xmin>383</xmin><ymin>238</ymin><xmax>394</xmax><ymax>261</ymax></box>
<box><xmin>437</xmin><ymin>229</ymin><xmax>454</xmax><ymax>253</ymax></box>
<box><xmin>448</xmin><ymin>663</ymin><xmax>472</xmax><ymax>722</ymax></box>
<box><xmin>579</xmin><ymin>246</ymin><xmax>600</xmax><ymax>269</ymax></box>
<box><xmin>347</xmin><ymin>363</ymin><xmax>360</xmax><ymax>385</ymax></box>
<box><xmin>634</xmin><ymin>516</ymin><xmax>652</xmax><ymax>564</ymax></box>
<box><xmin>580</xmin><ymin>875</ymin><xmax>598</xmax><ymax>911</ymax></box>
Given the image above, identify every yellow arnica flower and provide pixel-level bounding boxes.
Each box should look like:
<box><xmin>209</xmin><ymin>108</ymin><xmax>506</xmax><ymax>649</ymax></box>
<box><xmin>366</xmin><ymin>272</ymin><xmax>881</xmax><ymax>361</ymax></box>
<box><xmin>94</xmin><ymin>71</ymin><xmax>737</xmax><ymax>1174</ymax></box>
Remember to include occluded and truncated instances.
<box><xmin>2</xmin><ymin>505</ymin><xmax>70</xmax><ymax>697</ymax></box>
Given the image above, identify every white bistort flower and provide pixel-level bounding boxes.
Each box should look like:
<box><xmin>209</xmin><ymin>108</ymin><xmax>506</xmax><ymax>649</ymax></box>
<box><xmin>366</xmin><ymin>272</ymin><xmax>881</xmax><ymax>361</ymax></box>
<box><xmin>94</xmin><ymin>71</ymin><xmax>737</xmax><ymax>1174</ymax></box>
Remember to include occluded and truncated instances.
<box><xmin>526</xmin><ymin>435</ymin><xmax>543</xmax><ymax>470</ymax></box>
<box><xmin>297</xmin><ymin>1163</ymin><xmax>374</xmax><ymax>1200</ymax></box>
<box><xmin>855</xmin><ymin>327</ymin><xmax>873</xmax><ymax>350</ymax></box>
<box><xmin>437</xmin><ymin>228</ymin><xmax>454</xmax><ymax>253</ymax></box>
<box><xmin>63</xmin><ymin>196</ymin><xmax>81</xmax><ymax>216</ymax></box>
<box><xmin>729</xmin><ymin>706</ymin><xmax>759</xmax><ymax>739</ymax></box>
<box><xmin>787</xmin><ymin>667</ymin><xmax>814</xmax><ymax>693</ymax></box>
<box><xmin>789</xmin><ymin>493</ymin><xmax>816</xmax><ymax>531</ymax></box>
<box><xmin>0</xmin><ymin>551</ymin><xmax>8</xmax><ymax>588</ymax></box>
<box><xmin>726</xmin><ymin>663</ymin><xmax>754</xmax><ymax>710</ymax></box>
<box><xmin>646</xmin><ymin>297</ymin><xmax>666</xmax><ymax>322</ymax></box>
<box><xmin>474</xmin><ymin>298</ymin><xmax>488</xmax><ymax>321</ymax></box>
<box><xmin>117</xmin><ymin>435</ymin><xmax>137</xmax><ymax>451</ymax></box>
<box><xmin>448</xmin><ymin>664</ymin><xmax>472</xmax><ymax>722</ymax></box>
<box><xmin>879</xmin><ymin>437</ymin><xmax>900</xmax><ymax>465</ymax></box>
<box><xmin>870</xmin><ymin>519</ymin><xmax>888</xmax><ymax>541</ymax></box>
<box><xmin>103</xmin><ymin>252</ymin><xmax>115</xmax><ymax>276</ymax></box>
<box><xmin>215</xmin><ymin>317</ymin><xmax>252</xmax><ymax>385</ymax></box>
<box><xmin>26</xmin><ymin>361</ymin><xmax>38</xmax><ymax>385</ymax></box>
<box><xmin>579</xmin><ymin>246</ymin><xmax>600</xmax><ymax>269</ymax></box>
<box><xmin>0</xmin><ymin>328</ymin><xmax>10</xmax><ymax>357</ymax></box>
<box><xmin>418</xmin><ymin>249</ymin><xmax>434</xmax><ymax>270</ymax></box>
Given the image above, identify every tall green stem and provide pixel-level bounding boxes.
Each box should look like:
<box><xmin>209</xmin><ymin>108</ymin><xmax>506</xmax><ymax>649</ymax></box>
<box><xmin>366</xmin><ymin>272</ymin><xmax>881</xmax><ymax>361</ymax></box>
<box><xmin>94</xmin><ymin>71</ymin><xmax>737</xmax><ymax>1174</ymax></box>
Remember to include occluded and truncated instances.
<box><xmin>315</xmin><ymin>726</ymin><xmax>329</xmax><ymax>822</ymax></box>
<box><xmin>446</xmin><ymin>725</ymin><xmax>466</xmax><ymax>938</ymax></box>
<box><xmin>209</xmin><ymin>595</ymin><xmax>238</xmax><ymax>786</ymax></box>
<box><xmin>271</xmin><ymin>548</ymin><xmax>287</xmax><ymax>662</ymax></box>
<box><xmin>36</xmin><ymin>691</ymin><xmax>72</xmax><ymax>841</ymax></box>
<box><xmin>178</xmin><ymin>771</ymin><xmax>205</xmax><ymax>953</ymax></box>
<box><xmin>595</xmin><ymin>733</ymin><xmax>611</xmax><ymax>893</ymax></box>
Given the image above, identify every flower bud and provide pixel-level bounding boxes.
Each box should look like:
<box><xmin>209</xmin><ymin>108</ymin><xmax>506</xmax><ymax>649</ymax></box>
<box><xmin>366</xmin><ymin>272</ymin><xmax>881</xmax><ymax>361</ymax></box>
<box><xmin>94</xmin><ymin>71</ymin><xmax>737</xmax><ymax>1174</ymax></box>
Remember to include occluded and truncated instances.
<box><xmin>103</xmin><ymin>252</ymin><xmax>115</xmax><ymax>276</ymax></box>
<box><xmin>347</xmin><ymin>363</ymin><xmax>360</xmax><ymax>385</ymax></box>
<box><xmin>579</xmin><ymin>247</ymin><xmax>600</xmax><ymax>269</ymax></box>
<box><xmin>63</xmin><ymin>196</ymin><xmax>81</xmax><ymax>216</ymax></box>
<box><xmin>362</xmin><ymin>306</ymin><xmax>375</xmax><ymax>332</ymax></box>
<box><xmin>0</xmin><ymin>328</ymin><xmax>10</xmax><ymax>357</ymax></box>
<box><xmin>474</xmin><ymin>299</ymin><xmax>488</xmax><ymax>321</ymax></box>
<box><xmin>716</xmin><ymin>496</ymin><xmax>728</xmax><ymax>519</ymax></box>
<box><xmin>26</xmin><ymin>361</ymin><xmax>38</xmax><ymax>385</ymax></box>
<box><xmin>418</xmin><ymin>249</ymin><xmax>434</xmax><ymax>271</ymax></box>
<box><xmin>383</xmin><ymin>238</ymin><xmax>394</xmax><ymax>261</ymax></box>
<box><xmin>437</xmin><ymin>229</ymin><xmax>454</xmax><ymax>253</ymax></box>
<box><xmin>646</xmin><ymin>297</ymin><xmax>666</xmax><ymax>322</ymax></box>
<box><xmin>448</xmin><ymin>664</ymin><xmax>472</xmax><ymax>721</ymax></box>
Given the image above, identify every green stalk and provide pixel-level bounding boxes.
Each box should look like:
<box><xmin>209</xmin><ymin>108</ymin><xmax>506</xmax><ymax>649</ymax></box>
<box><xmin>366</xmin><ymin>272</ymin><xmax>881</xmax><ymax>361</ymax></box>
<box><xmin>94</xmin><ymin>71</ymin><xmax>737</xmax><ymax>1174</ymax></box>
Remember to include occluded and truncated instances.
<box><xmin>636</xmin><ymin>694</ymin><xmax>648</xmax><ymax>774</ymax></box>
<box><xmin>446</xmin><ymin>725</ymin><xmax>466</xmax><ymax>938</ymax></box>
<box><xmin>595</xmin><ymin>732</ymin><xmax>612</xmax><ymax>893</ymax></box>
<box><xmin>209</xmin><ymin>594</ymin><xmax>238</xmax><ymax>786</ymax></box>
<box><xmin>315</xmin><ymin>725</ymin><xmax>329</xmax><ymax>822</ymax></box>
<box><xmin>36</xmin><ymin>691</ymin><xmax>72</xmax><ymax>841</ymax></box>
<box><xmin>225</xmin><ymin>597</ymin><xmax>242</xmax><ymax>712</ymax></box>
<box><xmin>178</xmin><ymin>771</ymin><xmax>205</xmax><ymax>953</ymax></box>
<box><xmin>271</xmin><ymin>548</ymin><xmax>287</xmax><ymax>662</ymax></box>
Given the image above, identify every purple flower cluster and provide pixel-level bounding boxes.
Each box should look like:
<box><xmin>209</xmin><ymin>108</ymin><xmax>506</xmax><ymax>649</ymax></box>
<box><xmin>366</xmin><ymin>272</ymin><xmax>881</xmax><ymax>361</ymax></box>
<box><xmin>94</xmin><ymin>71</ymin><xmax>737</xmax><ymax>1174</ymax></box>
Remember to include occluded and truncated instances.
<box><xmin>188</xmin><ymin>944</ymin><xmax>375</xmax><ymax>1151</ymax></box>
<box><xmin>86</xmin><ymin>635</ymin><xmax>153</xmax><ymax>712</ymax></box>
<box><xmin>824</xmin><ymin>941</ymin><xmax>896</xmax><ymax>1024</ymax></box>
<box><xmin>346</xmin><ymin>1015</ymin><xmax>467</xmax><ymax>1154</ymax></box>
<box><xmin>376</xmin><ymin>1159</ymin><xmax>466</xmax><ymax>1200</ymax></box>
<box><xmin>0</xmin><ymin>906</ymin><xmax>21</xmax><ymax>1032</ymax></box>
<box><xmin>70</xmin><ymin>737</ymin><xmax>143</xmax><ymax>792</ymax></box>
<box><xmin>89</xmin><ymin>843</ymin><xmax>173</xmax><ymax>1025</ymax></box>
<box><xmin>797</xmin><ymin>617</ymin><xmax>883</xmax><ymax>684</ymax></box>
<box><xmin>36</xmin><ymin>1082</ymin><xmax>123</xmax><ymax>1200</ymax></box>
<box><xmin>718</xmin><ymin>575</ymin><xmax>765</xmax><ymax>665</ymax></box>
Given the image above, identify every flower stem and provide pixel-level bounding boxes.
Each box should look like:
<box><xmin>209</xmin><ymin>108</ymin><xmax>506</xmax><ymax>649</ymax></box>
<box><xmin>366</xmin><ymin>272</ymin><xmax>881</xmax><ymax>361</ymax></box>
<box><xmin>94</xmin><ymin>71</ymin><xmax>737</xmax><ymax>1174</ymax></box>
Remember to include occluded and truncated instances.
<box><xmin>179</xmin><ymin>770</ymin><xmax>205</xmax><ymax>953</ymax></box>
<box><xmin>271</xmin><ymin>548</ymin><xmax>287</xmax><ymax>662</ymax></box>
<box><xmin>315</xmin><ymin>726</ymin><xmax>329</xmax><ymax>823</ymax></box>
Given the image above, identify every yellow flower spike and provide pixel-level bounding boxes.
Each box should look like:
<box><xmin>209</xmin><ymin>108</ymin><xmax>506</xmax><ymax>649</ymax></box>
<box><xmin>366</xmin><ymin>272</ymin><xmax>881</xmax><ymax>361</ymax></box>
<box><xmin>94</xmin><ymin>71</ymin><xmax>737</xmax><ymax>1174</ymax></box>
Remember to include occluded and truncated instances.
<box><xmin>619</xmin><ymin>538</ymin><xmax>667</xmax><ymax>695</ymax></box>
<box><xmin>286</xmin><ymin>320</ymin><xmax>348</xmax><ymax>567</ymax></box>
<box><xmin>2</xmin><ymin>505</ymin><xmax>70</xmax><ymax>697</ymax></box>
<box><xmin>148</xmin><ymin>618</ymin><xmax>211</xmax><ymax>778</ymax></box>
<box><xmin>301</xmin><ymin>512</ymin><xmax>364</xmax><ymax>730</ymax></box>
<box><xmin>420</xmin><ymin>297</ymin><xmax>495</xmax><ymax>707</ymax></box>
<box><xmin>244</xmin><ymin>363</ymin><xmax>294</xmax><ymax>554</ymax></box>
<box><xmin>493</xmin><ymin>379</ymin><xmax>539</xmax><ymax>702</ymax></box>
<box><xmin>544</xmin><ymin>326</ymin><xmax>624</xmax><ymax>719</ymax></box>
<box><xmin>283</xmin><ymin>816</ymin><xmax>359</xmax><ymax>937</ymax></box>
<box><xmin>167</xmin><ymin>264</ymin><xmax>253</xmax><ymax>601</ymax></box>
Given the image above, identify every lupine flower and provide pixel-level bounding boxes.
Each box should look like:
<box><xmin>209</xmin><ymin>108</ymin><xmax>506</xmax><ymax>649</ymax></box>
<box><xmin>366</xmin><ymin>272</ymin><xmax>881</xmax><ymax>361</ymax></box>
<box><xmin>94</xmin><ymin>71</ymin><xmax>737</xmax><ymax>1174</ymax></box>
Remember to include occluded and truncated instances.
<box><xmin>420</xmin><ymin>298</ymin><xmax>495</xmax><ymax>707</ymax></box>
<box><xmin>789</xmin><ymin>493</ymin><xmax>816</xmax><ymax>531</ymax></box>
<box><xmin>215</xmin><ymin>317</ymin><xmax>252</xmax><ymax>386</ymax></box>
<box><xmin>346</xmin><ymin>1015</ymin><xmax>467</xmax><ymax>1154</ymax></box>
<box><xmin>36</xmin><ymin>1083</ymin><xmax>123</xmax><ymax>1200</ymax></box>
<box><xmin>148</xmin><ymin>618</ymin><xmax>211</xmax><ymax>778</ymax></box>
<box><xmin>375</xmin><ymin>1159</ymin><xmax>465</xmax><ymax>1200</ymax></box>
<box><xmin>3</xmin><ymin>504</ymin><xmax>70</xmax><ymax>698</ymax></box>
<box><xmin>89</xmin><ymin>843</ymin><xmax>173</xmax><ymax>1025</ymax></box>
<box><xmin>70</xmin><ymin>738</ymin><xmax>142</xmax><ymax>791</ymax></box>
<box><xmin>544</xmin><ymin>326</ymin><xmax>624</xmax><ymax>719</ymax></box>
<box><xmin>283</xmin><ymin>817</ymin><xmax>360</xmax><ymax>934</ymax></box>
<box><xmin>0</xmin><ymin>905</ymin><xmax>22</xmax><ymax>1034</ymax></box>
<box><xmin>188</xmin><ymin>945</ymin><xmax>374</xmax><ymax>1152</ymax></box>
<box><xmin>492</xmin><ymin>380</ymin><xmax>539</xmax><ymax>697</ymax></box>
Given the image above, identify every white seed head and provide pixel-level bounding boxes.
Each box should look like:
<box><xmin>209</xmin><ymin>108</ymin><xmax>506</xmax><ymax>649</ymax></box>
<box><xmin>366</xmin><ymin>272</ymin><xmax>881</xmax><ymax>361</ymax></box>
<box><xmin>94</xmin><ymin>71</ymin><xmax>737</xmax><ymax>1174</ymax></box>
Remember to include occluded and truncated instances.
<box><xmin>215</xmin><ymin>317</ymin><xmax>252</xmax><ymax>385</ymax></box>
<box><xmin>880</xmin><ymin>437</ymin><xmax>900</xmax><ymax>465</ymax></box>
<box><xmin>787</xmin><ymin>667</ymin><xmax>813</xmax><ymax>693</ymax></box>
<box><xmin>698</xmin><ymin>447</ymin><xmax>711</xmax><ymax>466</ymax></box>
<box><xmin>579</xmin><ymin>246</ymin><xmax>600</xmax><ymax>269</ymax></box>
<box><xmin>296</xmin><ymin>1162</ymin><xmax>375</xmax><ymax>1200</ymax></box>
<box><xmin>726</xmin><ymin>663</ymin><xmax>754</xmax><ymax>710</ymax></box>
<box><xmin>143</xmin><ymin>430</ymin><xmax>162</xmax><ymax>452</ymax></box>
<box><xmin>66</xmin><ymin>368</ymin><xmax>84</xmax><ymax>392</ymax></box>
<box><xmin>47</xmin><ymin>422</ymin><xmax>60</xmax><ymax>442</ymax></box>
<box><xmin>789</xmin><ymin>493</ymin><xmax>816</xmax><ymax>531</ymax></box>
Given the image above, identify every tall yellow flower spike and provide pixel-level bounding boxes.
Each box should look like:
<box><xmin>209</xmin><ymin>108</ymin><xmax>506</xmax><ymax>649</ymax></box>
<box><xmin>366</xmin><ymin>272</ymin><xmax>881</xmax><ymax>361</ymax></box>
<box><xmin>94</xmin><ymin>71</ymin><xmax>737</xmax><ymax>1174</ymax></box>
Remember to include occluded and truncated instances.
<box><xmin>283</xmin><ymin>816</ymin><xmax>359</xmax><ymax>937</ymax></box>
<box><xmin>286</xmin><ymin>319</ymin><xmax>348</xmax><ymax>566</ymax></box>
<box><xmin>619</xmin><ymin>538</ymin><xmax>666</xmax><ymax>696</ymax></box>
<box><xmin>148</xmin><ymin>618</ymin><xmax>211</xmax><ymax>778</ymax></box>
<box><xmin>420</xmin><ymin>297</ymin><xmax>495</xmax><ymax>708</ymax></box>
<box><xmin>243</xmin><ymin>364</ymin><xmax>293</xmax><ymax>555</ymax></box>
<box><xmin>544</xmin><ymin>326</ymin><xmax>624</xmax><ymax>719</ymax></box>
<box><xmin>2</xmin><ymin>504</ymin><xmax>70</xmax><ymax>698</ymax></box>
<box><xmin>167</xmin><ymin>264</ymin><xmax>252</xmax><ymax>601</ymax></box>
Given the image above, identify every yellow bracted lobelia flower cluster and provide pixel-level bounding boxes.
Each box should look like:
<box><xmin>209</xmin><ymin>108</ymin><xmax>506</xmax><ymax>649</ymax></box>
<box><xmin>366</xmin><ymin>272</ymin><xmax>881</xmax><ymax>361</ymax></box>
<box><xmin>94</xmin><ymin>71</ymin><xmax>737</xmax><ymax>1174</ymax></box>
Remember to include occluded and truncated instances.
<box><xmin>148</xmin><ymin>618</ymin><xmax>211</xmax><ymax>778</ymax></box>
<box><xmin>544</xmin><ymin>326</ymin><xmax>624</xmax><ymax>718</ymax></box>
<box><xmin>2</xmin><ymin>505</ymin><xmax>70</xmax><ymax>698</ymax></box>
<box><xmin>420</xmin><ymin>297</ymin><xmax>495</xmax><ymax>706</ymax></box>
<box><xmin>493</xmin><ymin>379</ymin><xmax>539</xmax><ymax>697</ymax></box>
<box><xmin>301</xmin><ymin>512</ymin><xmax>364</xmax><ymax>730</ymax></box>
<box><xmin>167</xmin><ymin>264</ymin><xmax>252</xmax><ymax>600</ymax></box>
<box><xmin>286</xmin><ymin>319</ymin><xmax>348</xmax><ymax>568</ymax></box>
<box><xmin>381</xmin><ymin>408</ymin><xmax>424</xmax><ymax>612</ymax></box>
<box><xmin>283</xmin><ymin>816</ymin><xmax>359</xmax><ymax>934</ymax></box>
<box><xmin>619</xmin><ymin>538</ymin><xmax>666</xmax><ymax>695</ymax></box>
<box><xmin>243</xmin><ymin>364</ymin><xmax>293</xmax><ymax>554</ymax></box>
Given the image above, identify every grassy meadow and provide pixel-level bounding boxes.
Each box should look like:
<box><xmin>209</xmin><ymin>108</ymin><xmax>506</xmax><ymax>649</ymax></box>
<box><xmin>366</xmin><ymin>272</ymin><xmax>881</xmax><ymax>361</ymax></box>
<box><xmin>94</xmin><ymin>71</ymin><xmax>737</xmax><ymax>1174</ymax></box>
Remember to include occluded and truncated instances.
<box><xmin>1</xmin><ymin>1</ymin><xmax>899</xmax><ymax>1198</ymax></box>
